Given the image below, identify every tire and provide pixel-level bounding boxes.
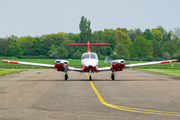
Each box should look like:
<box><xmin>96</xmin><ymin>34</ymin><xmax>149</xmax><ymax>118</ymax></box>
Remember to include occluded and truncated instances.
<box><xmin>65</xmin><ymin>74</ymin><xmax>68</xmax><ymax>80</ymax></box>
<box><xmin>89</xmin><ymin>76</ymin><xmax>91</xmax><ymax>81</ymax></box>
<box><xmin>111</xmin><ymin>73</ymin><xmax>115</xmax><ymax>80</ymax></box>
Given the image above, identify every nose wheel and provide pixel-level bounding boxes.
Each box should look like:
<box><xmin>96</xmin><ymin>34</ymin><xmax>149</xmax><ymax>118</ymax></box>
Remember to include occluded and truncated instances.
<box><xmin>89</xmin><ymin>70</ymin><xmax>92</xmax><ymax>81</ymax></box>
<box><xmin>89</xmin><ymin>76</ymin><xmax>92</xmax><ymax>81</ymax></box>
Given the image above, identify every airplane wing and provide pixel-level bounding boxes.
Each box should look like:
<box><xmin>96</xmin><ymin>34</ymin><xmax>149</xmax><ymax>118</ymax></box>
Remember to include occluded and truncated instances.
<box><xmin>69</xmin><ymin>67</ymin><xmax>82</xmax><ymax>72</ymax></box>
<box><xmin>2</xmin><ymin>60</ymin><xmax>83</xmax><ymax>71</ymax></box>
<box><xmin>2</xmin><ymin>60</ymin><xmax>55</xmax><ymax>68</ymax></box>
<box><xmin>98</xmin><ymin>67</ymin><xmax>111</xmax><ymax>72</ymax></box>
<box><xmin>125</xmin><ymin>60</ymin><xmax>177</xmax><ymax>68</ymax></box>
<box><xmin>98</xmin><ymin>60</ymin><xmax>177</xmax><ymax>72</ymax></box>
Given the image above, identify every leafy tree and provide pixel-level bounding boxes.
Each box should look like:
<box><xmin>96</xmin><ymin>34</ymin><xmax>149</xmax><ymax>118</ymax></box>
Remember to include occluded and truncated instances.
<box><xmin>129</xmin><ymin>36</ymin><xmax>153</xmax><ymax>58</ymax></box>
<box><xmin>152</xmin><ymin>40</ymin><xmax>162</xmax><ymax>58</ymax></box>
<box><xmin>171</xmin><ymin>50</ymin><xmax>180</xmax><ymax>59</ymax></box>
<box><xmin>166</xmin><ymin>30</ymin><xmax>174</xmax><ymax>42</ymax></box>
<box><xmin>143</xmin><ymin>29</ymin><xmax>153</xmax><ymax>40</ymax></box>
<box><xmin>171</xmin><ymin>34</ymin><xmax>180</xmax><ymax>45</ymax></box>
<box><xmin>157</xmin><ymin>25</ymin><xmax>167</xmax><ymax>41</ymax></box>
<box><xmin>162</xmin><ymin>41</ymin><xmax>177</xmax><ymax>56</ymax></box>
<box><xmin>114</xmin><ymin>29</ymin><xmax>132</xmax><ymax>47</ymax></box>
<box><xmin>72</xmin><ymin>51</ymin><xmax>82</xmax><ymax>59</ymax></box>
<box><xmin>92</xmin><ymin>31</ymin><xmax>100</xmax><ymax>43</ymax></box>
<box><xmin>129</xmin><ymin>29</ymin><xmax>137</xmax><ymax>42</ymax></box>
<box><xmin>101</xmin><ymin>29</ymin><xmax>115</xmax><ymax>43</ymax></box>
<box><xmin>121</xmin><ymin>28</ymin><xmax>129</xmax><ymax>34</ymax></box>
<box><xmin>79</xmin><ymin>16</ymin><xmax>92</xmax><ymax>43</ymax></box>
<box><xmin>135</xmin><ymin>28</ymin><xmax>142</xmax><ymax>36</ymax></box>
<box><xmin>5</xmin><ymin>42</ymin><xmax>23</xmax><ymax>58</ymax></box>
<box><xmin>56</xmin><ymin>46</ymin><xmax>68</xmax><ymax>59</ymax></box>
<box><xmin>162</xmin><ymin>52</ymin><xmax>170</xmax><ymax>60</ymax></box>
<box><xmin>146</xmin><ymin>56</ymin><xmax>154</xmax><ymax>61</ymax></box>
<box><xmin>0</xmin><ymin>38</ymin><xmax>12</xmax><ymax>55</ymax></box>
<box><xmin>174</xmin><ymin>27</ymin><xmax>180</xmax><ymax>38</ymax></box>
<box><xmin>114</xmin><ymin>43</ymin><xmax>130</xmax><ymax>58</ymax></box>
<box><xmin>16</xmin><ymin>36</ymin><xmax>37</xmax><ymax>55</ymax></box>
<box><xmin>151</xmin><ymin>28</ymin><xmax>163</xmax><ymax>42</ymax></box>
<box><xmin>106</xmin><ymin>46</ymin><xmax>113</xmax><ymax>56</ymax></box>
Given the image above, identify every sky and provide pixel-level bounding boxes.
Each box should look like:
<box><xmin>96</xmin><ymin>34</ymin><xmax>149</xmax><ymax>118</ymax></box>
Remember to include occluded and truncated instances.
<box><xmin>0</xmin><ymin>0</ymin><xmax>180</xmax><ymax>38</ymax></box>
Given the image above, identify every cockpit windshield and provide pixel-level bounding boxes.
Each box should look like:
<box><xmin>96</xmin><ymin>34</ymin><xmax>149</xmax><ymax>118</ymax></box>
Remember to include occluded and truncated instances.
<box><xmin>82</xmin><ymin>54</ymin><xmax>89</xmax><ymax>59</ymax></box>
<box><xmin>82</xmin><ymin>53</ymin><xmax>97</xmax><ymax>60</ymax></box>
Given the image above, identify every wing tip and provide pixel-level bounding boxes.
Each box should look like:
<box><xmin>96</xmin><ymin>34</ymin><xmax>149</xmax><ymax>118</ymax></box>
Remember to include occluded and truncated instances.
<box><xmin>161</xmin><ymin>59</ymin><xmax>177</xmax><ymax>64</ymax></box>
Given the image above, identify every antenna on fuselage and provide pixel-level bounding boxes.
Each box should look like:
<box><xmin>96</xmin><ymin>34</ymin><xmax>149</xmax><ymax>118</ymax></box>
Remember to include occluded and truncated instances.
<box><xmin>67</xmin><ymin>41</ymin><xmax>109</xmax><ymax>52</ymax></box>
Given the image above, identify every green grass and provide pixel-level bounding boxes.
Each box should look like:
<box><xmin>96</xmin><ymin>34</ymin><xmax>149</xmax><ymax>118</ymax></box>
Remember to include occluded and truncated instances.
<box><xmin>143</xmin><ymin>69</ymin><xmax>180</xmax><ymax>77</ymax></box>
<box><xmin>0</xmin><ymin>68</ymin><xmax>23</xmax><ymax>76</ymax></box>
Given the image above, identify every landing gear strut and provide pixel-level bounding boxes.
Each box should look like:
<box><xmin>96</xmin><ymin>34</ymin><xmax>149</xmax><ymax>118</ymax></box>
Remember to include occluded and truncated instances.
<box><xmin>89</xmin><ymin>70</ymin><xmax>92</xmax><ymax>81</ymax></box>
<box><xmin>65</xmin><ymin>73</ymin><xmax>68</xmax><ymax>80</ymax></box>
<box><xmin>111</xmin><ymin>73</ymin><xmax>115</xmax><ymax>80</ymax></box>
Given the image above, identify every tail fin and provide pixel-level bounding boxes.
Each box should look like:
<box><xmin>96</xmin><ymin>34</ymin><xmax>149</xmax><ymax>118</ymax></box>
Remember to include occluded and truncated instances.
<box><xmin>67</xmin><ymin>41</ymin><xmax>109</xmax><ymax>52</ymax></box>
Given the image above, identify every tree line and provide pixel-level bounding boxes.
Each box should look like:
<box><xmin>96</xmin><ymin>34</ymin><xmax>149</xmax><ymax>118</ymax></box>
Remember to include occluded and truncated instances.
<box><xmin>0</xmin><ymin>16</ymin><xmax>180</xmax><ymax>61</ymax></box>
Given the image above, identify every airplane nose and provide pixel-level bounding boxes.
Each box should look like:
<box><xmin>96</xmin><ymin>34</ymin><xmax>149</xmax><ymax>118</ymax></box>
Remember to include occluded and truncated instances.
<box><xmin>89</xmin><ymin>65</ymin><xmax>93</xmax><ymax>68</ymax></box>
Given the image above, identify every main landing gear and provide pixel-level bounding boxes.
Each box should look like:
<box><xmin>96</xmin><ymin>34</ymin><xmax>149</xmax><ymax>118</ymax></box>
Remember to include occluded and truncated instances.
<box><xmin>65</xmin><ymin>73</ymin><xmax>68</xmax><ymax>80</ymax></box>
<box><xmin>111</xmin><ymin>73</ymin><xmax>115</xmax><ymax>80</ymax></box>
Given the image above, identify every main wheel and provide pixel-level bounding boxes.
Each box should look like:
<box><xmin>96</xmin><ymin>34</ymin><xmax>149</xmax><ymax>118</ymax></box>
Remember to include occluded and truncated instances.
<box><xmin>65</xmin><ymin>74</ymin><xmax>68</xmax><ymax>80</ymax></box>
<box><xmin>111</xmin><ymin>73</ymin><xmax>115</xmax><ymax>80</ymax></box>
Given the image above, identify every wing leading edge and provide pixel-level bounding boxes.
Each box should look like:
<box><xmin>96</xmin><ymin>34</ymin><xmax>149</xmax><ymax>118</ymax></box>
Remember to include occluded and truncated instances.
<box><xmin>97</xmin><ymin>59</ymin><xmax>177</xmax><ymax>72</ymax></box>
<box><xmin>125</xmin><ymin>60</ymin><xmax>177</xmax><ymax>68</ymax></box>
<box><xmin>2</xmin><ymin>60</ymin><xmax>55</xmax><ymax>68</ymax></box>
<box><xmin>2</xmin><ymin>60</ymin><xmax>83</xmax><ymax>72</ymax></box>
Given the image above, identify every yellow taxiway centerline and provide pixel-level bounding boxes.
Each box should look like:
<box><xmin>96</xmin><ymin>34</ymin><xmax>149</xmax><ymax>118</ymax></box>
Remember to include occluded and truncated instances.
<box><xmin>85</xmin><ymin>72</ymin><xmax>180</xmax><ymax>116</ymax></box>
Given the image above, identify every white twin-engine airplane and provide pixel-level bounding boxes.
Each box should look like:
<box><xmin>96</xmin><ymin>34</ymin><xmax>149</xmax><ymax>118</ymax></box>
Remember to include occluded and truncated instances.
<box><xmin>2</xmin><ymin>41</ymin><xmax>177</xmax><ymax>80</ymax></box>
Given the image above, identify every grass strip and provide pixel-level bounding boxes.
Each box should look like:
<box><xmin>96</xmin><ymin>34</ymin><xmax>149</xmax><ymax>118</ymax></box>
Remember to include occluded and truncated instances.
<box><xmin>142</xmin><ymin>69</ymin><xmax>180</xmax><ymax>77</ymax></box>
<box><xmin>0</xmin><ymin>68</ymin><xmax>23</xmax><ymax>76</ymax></box>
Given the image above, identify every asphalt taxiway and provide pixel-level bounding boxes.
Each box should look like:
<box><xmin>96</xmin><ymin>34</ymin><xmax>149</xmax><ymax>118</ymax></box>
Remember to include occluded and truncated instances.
<box><xmin>0</xmin><ymin>69</ymin><xmax>180</xmax><ymax>120</ymax></box>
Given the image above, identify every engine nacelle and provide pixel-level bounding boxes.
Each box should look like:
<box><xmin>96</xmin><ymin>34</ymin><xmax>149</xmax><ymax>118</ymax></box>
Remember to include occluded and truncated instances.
<box><xmin>55</xmin><ymin>60</ymin><xmax>69</xmax><ymax>72</ymax></box>
<box><xmin>111</xmin><ymin>59</ymin><xmax>125</xmax><ymax>71</ymax></box>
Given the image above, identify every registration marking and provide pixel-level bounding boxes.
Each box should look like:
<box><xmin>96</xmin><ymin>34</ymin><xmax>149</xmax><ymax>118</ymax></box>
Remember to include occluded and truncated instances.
<box><xmin>85</xmin><ymin>73</ymin><xmax>180</xmax><ymax>116</ymax></box>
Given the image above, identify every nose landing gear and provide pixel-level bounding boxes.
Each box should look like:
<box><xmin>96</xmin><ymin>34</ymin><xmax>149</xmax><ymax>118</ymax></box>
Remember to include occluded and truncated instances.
<box><xmin>89</xmin><ymin>70</ymin><xmax>92</xmax><ymax>81</ymax></box>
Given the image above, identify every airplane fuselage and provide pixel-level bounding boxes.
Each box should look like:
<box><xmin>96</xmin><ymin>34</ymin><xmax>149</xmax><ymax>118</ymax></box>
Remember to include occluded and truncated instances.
<box><xmin>81</xmin><ymin>52</ymin><xmax>98</xmax><ymax>72</ymax></box>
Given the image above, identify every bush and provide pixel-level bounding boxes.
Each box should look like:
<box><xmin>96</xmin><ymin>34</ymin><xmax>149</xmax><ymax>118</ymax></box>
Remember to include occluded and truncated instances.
<box><xmin>162</xmin><ymin>52</ymin><xmax>170</xmax><ymax>60</ymax></box>
<box><xmin>135</xmin><ymin>57</ymin><xmax>140</xmax><ymax>61</ymax></box>
<box><xmin>131</xmin><ymin>57</ymin><xmax>140</xmax><ymax>61</ymax></box>
<box><xmin>21</xmin><ymin>55</ymin><xmax>49</xmax><ymax>59</ymax></box>
<box><xmin>154</xmin><ymin>57</ymin><xmax>161</xmax><ymax>61</ymax></box>
<box><xmin>110</xmin><ymin>54</ymin><xmax>120</xmax><ymax>60</ymax></box>
<box><xmin>146</xmin><ymin>56</ymin><xmax>154</xmax><ymax>61</ymax></box>
<box><xmin>119</xmin><ymin>55</ymin><xmax>130</xmax><ymax>60</ymax></box>
<box><xmin>177</xmin><ymin>54</ymin><xmax>180</xmax><ymax>62</ymax></box>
